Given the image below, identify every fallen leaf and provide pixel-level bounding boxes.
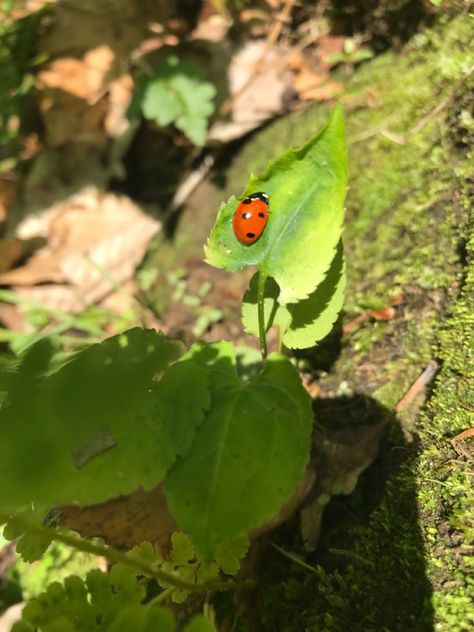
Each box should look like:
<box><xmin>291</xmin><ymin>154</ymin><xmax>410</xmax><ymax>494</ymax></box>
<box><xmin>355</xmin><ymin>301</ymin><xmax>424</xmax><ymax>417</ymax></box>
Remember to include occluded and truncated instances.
<box><xmin>38</xmin><ymin>46</ymin><xmax>115</xmax><ymax>102</ymax></box>
<box><xmin>191</xmin><ymin>14</ymin><xmax>230</xmax><ymax>43</ymax></box>
<box><xmin>0</xmin><ymin>237</ymin><xmax>45</xmax><ymax>274</ymax></box>
<box><xmin>59</xmin><ymin>484</ymin><xmax>178</xmax><ymax>553</ymax></box>
<box><xmin>292</xmin><ymin>56</ymin><xmax>343</xmax><ymax>101</ymax></box>
<box><xmin>208</xmin><ymin>40</ymin><xmax>291</xmax><ymax>142</ymax></box>
<box><xmin>0</xmin><ymin>187</ymin><xmax>160</xmax><ymax>314</ymax></box>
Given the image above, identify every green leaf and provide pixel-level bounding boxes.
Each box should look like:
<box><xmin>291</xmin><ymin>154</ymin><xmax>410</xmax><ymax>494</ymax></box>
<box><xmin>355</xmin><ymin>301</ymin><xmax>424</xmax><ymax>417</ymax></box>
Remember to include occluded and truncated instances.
<box><xmin>183</xmin><ymin>615</ymin><xmax>217</xmax><ymax>632</ymax></box>
<box><xmin>17</xmin><ymin>564</ymin><xmax>176</xmax><ymax>632</ymax></box>
<box><xmin>0</xmin><ymin>328</ymin><xmax>210</xmax><ymax>509</ymax></box>
<box><xmin>205</xmin><ymin>105</ymin><xmax>347</xmax><ymax>304</ymax></box>
<box><xmin>214</xmin><ymin>534</ymin><xmax>249</xmax><ymax>575</ymax></box>
<box><xmin>165</xmin><ymin>344</ymin><xmax>312</xmax><ymax>559</ymax></box>
<box><xmin>242</xmin><ymin>241</ymin><xmax>346</xmax><ymax>349</ymax></box>
<box><xmin>142</xmin><ymin>80</ymin><xmax>183</xmax><ymax>126</ymax></box>
<box><xmin>140</xmin><ymin>56</ymin><xmax>216</xmax><ymax>146</ymax></box>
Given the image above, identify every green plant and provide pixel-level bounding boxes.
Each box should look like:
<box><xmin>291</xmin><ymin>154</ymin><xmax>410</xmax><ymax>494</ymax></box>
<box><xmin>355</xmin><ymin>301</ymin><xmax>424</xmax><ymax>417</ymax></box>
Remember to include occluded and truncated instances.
<box><xmin>0</xmin><ymin>0</ymin><xmax>48</xmax><ymax>170</ymax></box>
<box><xmin>129</xmin><ymin>55</ymin><xmax>216</xmax><ymax>146</ymax></box>
<box><xmin>0</xmin><ymin>107</ymin><xmax>347</xmax><ymax>629</ymax></box>
<box><xmin>325</xmin><ymin>38</ymin><xmax>374</xmax><ymax>66</ymax></box>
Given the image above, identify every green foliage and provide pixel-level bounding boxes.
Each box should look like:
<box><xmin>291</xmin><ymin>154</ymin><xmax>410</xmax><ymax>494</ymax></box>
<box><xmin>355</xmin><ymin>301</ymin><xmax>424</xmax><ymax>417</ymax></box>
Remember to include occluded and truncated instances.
<box><xmin>0</xmin><ymin>1</ymin><xmax>47</xmax><ymax>169</ymax></box>
<box><xmin>0</xmin><ymin>289</ymin><xmax>137</xmax><ymax>356</ymax></box>
<box><xmin>156</xmin><ymin>532</ymin><xmax>249</xmax><ymax>603</ymax></box>
<box><xmin>11</xmin><ymin>561</ymin><xmax>216</xmax><ymax>632</ymax></box>
<box><xmin>241</xmin><ymin>241</ymin><xmax>346</xmax><ymax>348</ymax></box>
<box><xmin>132</xmin><ymin>55</ymin><xmax>216</xmax><ymax>145</ymax></box>
<box><xmin>325</xmin><ymin>38</ymin><xmax>374</xmax><ymax>65</ymax></box>
<box><xmin>205</xmin><ymin>105</ymin><xmax>347</xmax><ymax>305</ymax></box>
<box><xmin>1</xmin><ymin>86</ymin><xmax>347</xmax><ymax>632</ymax></box>
<box><xmin>165</xmin><ymin>342</ymin><xmax>312</xmax><ymax>559</ymax></box>
<box><xmin>0</xmin><ymin>328</ymin><xmax>212</xmax><ymax>508</ymax></box>
<box><xmin>7</xmin><ymin>541</ymin><xmax>100</xmax><ymax>600</ymax></box>
<box><xmin>0</xmin><ymin>329</ymin><xmax>311</xmax><ymax>562</ymax></box>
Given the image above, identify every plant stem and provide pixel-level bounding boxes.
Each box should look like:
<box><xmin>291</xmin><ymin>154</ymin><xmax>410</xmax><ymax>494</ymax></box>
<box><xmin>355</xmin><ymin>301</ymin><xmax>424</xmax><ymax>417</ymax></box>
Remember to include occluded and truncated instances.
<box><xmin>257</xmin><ymin>271</ymin><xmax>268</xmax><ymax>359</ymax></box>
<box><xmin>0</xmin><ymin>513</ymin><xmax>255</xmax><ymax>594</ymax></box>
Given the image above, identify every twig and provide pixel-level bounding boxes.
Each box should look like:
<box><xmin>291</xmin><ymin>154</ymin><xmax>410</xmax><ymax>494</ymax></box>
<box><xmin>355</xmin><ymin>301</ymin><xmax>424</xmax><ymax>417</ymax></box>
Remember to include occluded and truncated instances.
<box><xmin>411</xmin><ymin>64</ymin><xmax>474</xmax><ymax>134</ymax></box>
<box><xmin>0</xmin><ymin>512</ymin><xmax>255</xmax><ymax>594</ymax></box>
<box><xmin>270</xmin><ymin>541</ymin><xmax>317</xmax><ymax>573</ymax></box>
<box><xmin>167</xmin><ymin>154</ymin><xmax>215</xmax><ymax>216</ymax></box>
<box><xmin>451</xmin><ymin>428</ymin><xmax>474</xmax><ymax>443</ymax></box>
<box><xmin>451</xmin><ymin>427</ymin><xmax>474</xmax><ymax>459</ymax></box>
<box><xmin>395</xmin><ymin>361</ymin><xmax>439</xmax><ymax>412</ymax></box>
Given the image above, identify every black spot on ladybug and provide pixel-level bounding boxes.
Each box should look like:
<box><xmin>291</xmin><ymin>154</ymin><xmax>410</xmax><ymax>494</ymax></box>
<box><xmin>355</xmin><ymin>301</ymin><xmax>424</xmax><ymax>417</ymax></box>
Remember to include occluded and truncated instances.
<box><xmin>242</xmin><ymin>212</ymin><xmax>252</xmax><ymax>219</ymax></box>
<box><xmin>258</xmin><ymin>212</ymin><xmax>265</xmax><ymax>218</ymax></box>
<box><xmin>246</xmin><ymin>232</ymin><xmax>256</xmax><ymax>239</ymax></box>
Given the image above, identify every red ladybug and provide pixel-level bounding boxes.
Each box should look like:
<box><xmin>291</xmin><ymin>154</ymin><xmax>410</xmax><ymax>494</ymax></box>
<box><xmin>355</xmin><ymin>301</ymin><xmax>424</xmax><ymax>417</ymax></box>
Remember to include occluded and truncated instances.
<box><xmin>232</xmin><ymin>192</ymin><xmax>269</xmax><ymax>245</ymax></box>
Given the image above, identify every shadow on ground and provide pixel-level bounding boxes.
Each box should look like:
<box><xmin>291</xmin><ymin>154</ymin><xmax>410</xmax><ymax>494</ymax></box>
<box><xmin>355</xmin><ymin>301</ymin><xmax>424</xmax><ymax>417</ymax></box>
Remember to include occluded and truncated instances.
<box><xmin>256</xmin><ymin>393</ymin><xmax>434</xmax><ymax>632</ymax></box>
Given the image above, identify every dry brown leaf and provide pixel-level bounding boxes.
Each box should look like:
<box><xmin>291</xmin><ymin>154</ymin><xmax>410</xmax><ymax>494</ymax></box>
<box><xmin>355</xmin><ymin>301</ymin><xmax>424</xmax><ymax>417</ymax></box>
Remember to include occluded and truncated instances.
<box><xmin>191</xmin><ymin>14</ymin><xmax>230</xmax><ymax>43</ymax></box>
<box><xmin>0</xmin><ymin>237</ymin><xmax>45</xmax><ymax>274</ymax></box>
<box><xmin>105</xmin><ymin>74</ymin><xmax>134</xmax><ymax>138</ymax></box>
<box><xmin>208</xmin><ymin>40</ymin><xmax>290</xmax><ymax>142</ymax></box>
<box><xmin>38</xmin><ymin>46</ymin><xmax>115</xmax><ymax>102</ymax></box>
<box><xmin>13</xmin><ymin>284</ymin><xmax>85</xmax><ymax>313</ymax></box>
<box><xmin>0</xmin><ymin>188</ymin><xmax>160</xmax><ymax>314</ymax></box>
<box><xmin>59</xmin><ymin>485</ymin><xmax>178</xmax><ymax>553</ymax></box>
<box><xmin>0</xmin><ymin>302</ymin><xmax>29</xmax><ymax>332</ymax></box>
<box><xmin>292</xmin><ymin>57</ymin><xmax>343</xmax><ymax>101</ymax></box>
<box><xmin>317</xmin><ymin>34</ymin><xmax>346</xmax><ymax>69</ymax></box>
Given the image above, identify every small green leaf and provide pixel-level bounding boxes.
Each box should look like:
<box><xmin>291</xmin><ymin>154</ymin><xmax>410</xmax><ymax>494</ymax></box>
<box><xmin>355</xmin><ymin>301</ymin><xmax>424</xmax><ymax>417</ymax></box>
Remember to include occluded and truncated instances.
<box><xmin>183</xmin><ymin>615</ymin><xmax>217</xmax><ymax>632</ymax></box>
<box><xmin>140</xmin><ymin>56</ymin><xmax>216</xmax><ymax>146</ymax></box>
<box><xmin>205</xmin><ymin>105</ymin><xmax>347</xmax><ymax>304</ymax></box>
<box><xmin>165</xmin><ymin>345</ymin><xmax>312</xmax><ymax>559</ymax></box>
<box><xmin>215</xmin><ymin>534</ymin><xmax>249</xmax><ymax>575</ymax></box>
<box><xmin>142</xmin><ymin>81</ymin><xmax>183</xmax><ymax>127</ymax></box>
<box><xmin>242</xmin><ymin>242</ymin><xmax>346</xmax><ymax>349</ymax></box>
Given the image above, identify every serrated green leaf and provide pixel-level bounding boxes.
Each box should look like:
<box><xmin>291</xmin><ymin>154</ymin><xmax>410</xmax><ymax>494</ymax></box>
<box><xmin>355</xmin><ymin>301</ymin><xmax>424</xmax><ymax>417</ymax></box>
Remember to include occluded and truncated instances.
<box><xmin>165</xmin><ymin>346</ymin><xmax>312</xmax><ymax>559</ymax></box>
<box><xmin>242</xmin><ymin>241</ymin><xmax>346</xmax><ymax>349</ymax></box>
<box><xmin>214</xmin><ymin>534</ymin><xmax>249</xmax><ymax>575</ymax></box>
<box><xmin>205</xmin><ymin>106</ymin><xmax>347</xmax><ymax>304</ymax></box>
<box><xmin>176</xmin><ymin>114</ymin><xmax>208</xmax><ymax>146</ymax></box>
<box><xmin>0</xmin><ymin>328</ymin><xmax>210</xmax><ymax>509</ymax></box>
<box><xmin>169</xmin><ymin>532</ymin><xmax>195</xmax><ymax>565</ymax></box>
<box><xmin>139</xmin><ymin>56</ymin><xmax>216</xmax><ymax>146</ymax></box>
<box><xmin>142</xmin><ymin>80</ymin><xmax>184</xmax><ymax>126</ymax></box>
<box><xmin>17</xmin><ymin>563</ymin><xmax>176</xmax><ymax>632</ymax></box>
<box><xmin>183</xmin><ymin>615</ymin><xmax>217</xmax><ymax>632</ymax></box>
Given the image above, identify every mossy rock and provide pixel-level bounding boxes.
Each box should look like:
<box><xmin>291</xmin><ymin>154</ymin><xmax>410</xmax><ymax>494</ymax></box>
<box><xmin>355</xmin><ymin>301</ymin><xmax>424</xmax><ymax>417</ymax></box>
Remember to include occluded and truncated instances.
<box><xmin>223</xmin><ymin>11</ymin><xmax>473</xmax><ymax>632</ymax></box>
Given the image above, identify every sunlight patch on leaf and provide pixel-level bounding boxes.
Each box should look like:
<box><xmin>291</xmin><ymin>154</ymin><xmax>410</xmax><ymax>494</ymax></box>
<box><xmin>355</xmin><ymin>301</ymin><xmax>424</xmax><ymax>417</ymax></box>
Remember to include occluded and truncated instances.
<box><xmin>205</xmin><ymin>105</ymin><xmax>347</xmax><ymax>303</ymax></box>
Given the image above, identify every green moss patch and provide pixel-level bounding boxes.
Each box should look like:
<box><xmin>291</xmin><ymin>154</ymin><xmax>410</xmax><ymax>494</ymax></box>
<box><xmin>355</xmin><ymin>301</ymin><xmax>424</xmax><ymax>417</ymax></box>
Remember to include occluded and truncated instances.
<box><xmin>223</xmin><ymin>12</ymin><xmax>473</xmax><ymax>631</ymax></box>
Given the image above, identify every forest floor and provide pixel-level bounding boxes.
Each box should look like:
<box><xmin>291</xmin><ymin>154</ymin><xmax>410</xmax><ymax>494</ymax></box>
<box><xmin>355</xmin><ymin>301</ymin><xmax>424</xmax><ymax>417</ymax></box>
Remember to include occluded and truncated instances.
<box><xmin>0</xmin><ymin>2</ymin><xmax>473</xmax><ymax>631</ymax></box>
<box><xmin>151</xmin><ymin>12</ymin><xmax>474</xmax><ymax>631</ymax></box>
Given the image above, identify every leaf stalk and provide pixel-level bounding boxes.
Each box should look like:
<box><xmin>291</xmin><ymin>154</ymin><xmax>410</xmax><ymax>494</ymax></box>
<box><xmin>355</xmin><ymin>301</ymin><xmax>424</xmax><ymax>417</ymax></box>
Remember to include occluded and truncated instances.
<box><xmin>257</xmin><ymin>271</ymin><xmax>268</xmax><ymax>358</ymax></box>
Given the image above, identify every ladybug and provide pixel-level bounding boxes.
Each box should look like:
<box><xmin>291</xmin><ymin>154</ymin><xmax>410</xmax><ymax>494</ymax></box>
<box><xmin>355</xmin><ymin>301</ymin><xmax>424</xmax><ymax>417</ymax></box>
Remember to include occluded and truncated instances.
<box><xmin>232</xmin><ymin>191</ymin><xmax>269</xmax><ymax>245</ymax></box>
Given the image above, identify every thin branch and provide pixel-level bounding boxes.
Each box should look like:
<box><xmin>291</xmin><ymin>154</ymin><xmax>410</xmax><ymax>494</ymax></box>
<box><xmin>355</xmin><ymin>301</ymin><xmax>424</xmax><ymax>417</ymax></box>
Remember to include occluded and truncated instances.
<box><xmin>0</xmin><ymin>513</ymin><xmax>255</xmax><ymax>594</ymax></box>
<box><xmin>395</xmin><ymin>360</ymin><xmax>439</xmax><ymax>412</ymax></box>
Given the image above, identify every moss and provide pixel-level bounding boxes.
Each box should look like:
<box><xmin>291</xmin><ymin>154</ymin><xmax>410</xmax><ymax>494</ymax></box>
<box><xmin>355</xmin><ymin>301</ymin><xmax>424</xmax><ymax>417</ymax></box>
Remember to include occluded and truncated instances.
<box><xmin>222</xmin><ymin>11</ymin><xmax>473</xmax><ymax>632</ymax></box>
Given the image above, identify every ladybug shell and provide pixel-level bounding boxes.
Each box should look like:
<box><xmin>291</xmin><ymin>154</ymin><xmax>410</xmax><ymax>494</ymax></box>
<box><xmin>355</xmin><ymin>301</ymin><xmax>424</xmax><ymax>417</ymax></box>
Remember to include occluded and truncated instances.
<box><xmin>232</xmin><ymin>192</ymin><xmax>269</xmax><ymax>245</ymax></box>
